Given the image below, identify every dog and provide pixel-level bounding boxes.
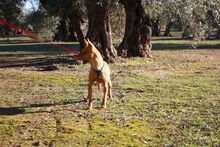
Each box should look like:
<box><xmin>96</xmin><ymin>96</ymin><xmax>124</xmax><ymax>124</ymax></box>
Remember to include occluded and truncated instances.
<box><xmin>77</xmin><ymin>39</ymin><xmax>112</xmax><ymax>109</ymax></box>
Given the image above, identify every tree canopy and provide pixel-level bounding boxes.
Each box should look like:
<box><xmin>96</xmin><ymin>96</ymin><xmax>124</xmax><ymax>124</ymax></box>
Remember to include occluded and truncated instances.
<box><xmin>0</xmin><ymin>0</ymin><xmax>25</xmax><ymax>34</ymax></box>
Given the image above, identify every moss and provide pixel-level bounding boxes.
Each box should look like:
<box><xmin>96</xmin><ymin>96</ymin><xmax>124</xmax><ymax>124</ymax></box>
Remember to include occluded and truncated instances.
<box><xmin>0</xmin><ymin>48</ymin><xmax>220</xmax><ymax>146</ymax></box>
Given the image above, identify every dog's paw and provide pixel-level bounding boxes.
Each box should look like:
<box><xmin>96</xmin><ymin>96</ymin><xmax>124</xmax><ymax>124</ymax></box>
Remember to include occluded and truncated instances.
<box><xmin>101</xmin><ymin>105</ymin><xmax>107</xmax><ymax>109</ymax></box>
<box><xmin>87</xmin><ymin>107</ymin><xmax>93</xmax><ymax>111</ymax></box>
<box><xmin>88</xmin><ymin>103</ymin><xmax>93</xmax><ymax>110</ymax></box>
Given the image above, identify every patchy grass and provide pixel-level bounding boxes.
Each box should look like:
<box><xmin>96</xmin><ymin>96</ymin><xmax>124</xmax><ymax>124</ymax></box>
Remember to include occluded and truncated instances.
<box><xmin>151</xmin><ymin>32</ymin><xmax>220</xmax><ymax>50</ymax></box>
<box><xmin>0</xmin><ymin>38</ymin><xmax>220</xmax><ymax>146</ymax></box>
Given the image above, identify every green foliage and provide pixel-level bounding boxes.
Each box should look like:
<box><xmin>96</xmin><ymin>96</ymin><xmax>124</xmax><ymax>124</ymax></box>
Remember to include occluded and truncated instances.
<box><xmin>109</xmin><ymin>1</ymin><xmax>125</xmax><ymax>43</ymax></box>
<box><xmin>25</xmin><ymin>8</ymin><xmax>60</xmax><ymax>40</ymax></box>
<box><xmin>0</xmin><ymin>0</ymin><xmax>24</xmax><ymax>21</ymax></box>
<box><xmin>40</xmin><ymin>0</ymin><xmax>83</xmax><ymax>21</ymax></box>
<box><xmin>178</xmin><ymin>0</ymin><xmax>220</xmax><ymax>39</ymax></box>
<box><xmin>144</xmin><ymin>0</ymin><xmax>220</xmax><ymax>39</ymax></box>
<box><xmin>0</xmin><ymin>0</ymin><xmax>25</xmax><ymax>33</ymax></box>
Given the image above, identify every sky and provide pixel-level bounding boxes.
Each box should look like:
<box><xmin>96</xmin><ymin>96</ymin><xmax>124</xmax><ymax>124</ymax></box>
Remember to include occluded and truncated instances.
<box><xmin>23</xmin><ymin>0</ymin><xmax>39</xmax><ymax>12</ymax></box>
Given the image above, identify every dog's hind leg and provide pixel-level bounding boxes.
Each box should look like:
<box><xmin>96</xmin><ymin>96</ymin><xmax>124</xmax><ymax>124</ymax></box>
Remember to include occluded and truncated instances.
<box><xmin>108</xmin><ymin>81</ymin><xmax>112</xmax><ymax>100</ymax></box>
<box><xmin>87</xmin><ymin>81</ymin><xmax>94</xmax><ymax>109</ymax></box>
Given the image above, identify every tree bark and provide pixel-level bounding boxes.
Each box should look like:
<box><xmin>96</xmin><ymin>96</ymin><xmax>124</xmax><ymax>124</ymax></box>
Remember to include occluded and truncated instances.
<box><xmin>86</xmin><ymin>0</ymin><xmax>117</xmax><ymax>62</ymax></box>
<box><xmin>216</xmin><ymin>27</ymin><xmax>220</xmax><ymax>39</ymax></box>
<box><xmin>118</xmin><ymin>0</ymin><xmax>152</xmax><ymax>57</ymax></box>
<box><xmin>151</xmin><ymin>19</ymin><xmax>160</xmax><ymax>36</ymax></box>
<box><xmin>66</xmin><ymin>0</ymin><xmax>86</xmax><ymax>49</ymax></box>
<box><xmin>53</xmin><ymin>19</ymin><xmax>69</xmax><ymax>41</ymax></box>
<box><xmin>163</xmin><ymin>21</ymin><xmax>173</xmax><ymax>36</ymax></box>
<box><xmin>69</xmin><ymin>25</ymin><xmax>77</xmax><ymax>41</ymax></box>
<box><xmin>69</xmin><ymin>14</ymin><xmax>86</xmax><ymax>49</ymax></box>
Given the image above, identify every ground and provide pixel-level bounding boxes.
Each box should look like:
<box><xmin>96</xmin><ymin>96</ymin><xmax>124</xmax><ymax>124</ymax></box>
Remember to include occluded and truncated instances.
<box><xmin>0</xmin><ymin>35</ymin><xmax>220</xmax><ymax>146</ymax></box>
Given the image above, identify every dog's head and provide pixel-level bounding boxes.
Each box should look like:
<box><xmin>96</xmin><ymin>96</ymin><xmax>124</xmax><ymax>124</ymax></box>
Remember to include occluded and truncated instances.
<box><xmin>77</xmin><ymin>39</ymin><xmax>95</xmax><ymax>61</ymax></box>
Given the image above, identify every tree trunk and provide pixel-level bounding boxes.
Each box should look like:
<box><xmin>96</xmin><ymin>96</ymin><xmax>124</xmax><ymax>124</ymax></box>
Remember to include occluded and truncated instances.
<box><xmin>3</xmin><ymin>22</ymin><xmax>12</xmax><ymax>35</ymax></box>
<box><xmin>86</xmin><ymin>0</ymin><xmax>117</xmax><ymax>62</ymax></box>
<box><xmin>0</xmin><ymin>27</ymin><xmax>3</xmax><ymax>35</ymax></box>
<box><xmin>151</xmin><ymin>19</ymin><xmax>160</xmax><ymax>36</ymax></box>
<box><xmin>40</xmin><ymin>0</ymin><xmax>86</xmax><ymax>49</ymax></box>
<box><xmin>69</xmin><ymin>15</ymin><xmax>86</xmax><ymax>49</ymax></box>
<box><xmin>67</xmin><ymin>0</ymin><xmax>86</xmax><ymax>49</ymax></box>
<box><xmin>118</xmin><ymin>0</ymin><xmax>152</xmax><ymax>57</ymax></box>
<box><xmin>163</xmin><ymin>21</ymin><xmax>173</xmax><ymax>36</ymax></box>
<box><xmin>69</xmin><ymin>25</ymin><xmax>77</xmax><ymax>41</ymax></box>
<box><xmin>53</xmin><ymin>19</ymin><xmax>69</xmax><ymax>41</ymax></box>
<box><xmin>216</xmin><ymin>27</ymin><xmax>220</xmax><ymax>39</ymax></box>
<box><xmin>53</xmin><ymin>20</ymin><xmax>77</xmax><ymax>42</ymax></box>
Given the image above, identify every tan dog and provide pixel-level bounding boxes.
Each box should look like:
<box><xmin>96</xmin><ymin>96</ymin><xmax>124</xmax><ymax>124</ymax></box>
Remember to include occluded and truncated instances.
<box><xmin>77</xmin><ymin>39</ymin><xmax>112</xmax><ymax>109</ymax></box>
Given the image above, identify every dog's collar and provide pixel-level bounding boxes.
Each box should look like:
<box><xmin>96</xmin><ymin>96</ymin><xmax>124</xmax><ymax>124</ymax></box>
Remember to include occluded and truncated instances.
<box><xmin>93</xmin><ymin>62</ymin><xmax>104</xmax><ymax>78</ymax></box>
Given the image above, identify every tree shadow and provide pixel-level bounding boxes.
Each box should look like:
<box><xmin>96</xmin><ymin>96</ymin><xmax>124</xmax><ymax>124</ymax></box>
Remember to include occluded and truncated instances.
<box><xmin>0</xmin><ymin>55</ymin><xmax>78</xmax><ymax>69</ymax></box>
<box><xmin>0</xmin><ymin>39</ymin><xmax>40</xmax><ymax>44</ymax></box>
<box><xmin>152</xmin><ymin>43</ymin><xmax>220</xmax><ymax>50</ymax></box>
<box><xmin>0</xmin><ymin>43</ymin><xmax>80</xmax><ymax>69</ymax></box>
<box><xmin>152</xmin><ymin>37</ymin><xmax>182</xmax><ymax>41</ymax></box>
<box><xmin>0</xmin><ymin>98</ymin><xmax>86</xmax><ymax>115</ymax></box>
<box><xmin>0</xmin><ymin>43</ymin><xmax>79</xmax><ymax>53</ymax></box>
<box><xmin>0</xmin><ymin>107</ymin><xmax>25</xmax><ymax>115</ymax></box>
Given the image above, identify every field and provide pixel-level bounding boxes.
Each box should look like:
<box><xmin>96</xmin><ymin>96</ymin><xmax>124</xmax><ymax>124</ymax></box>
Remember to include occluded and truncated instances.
<box><xmin>0</xmin><ymin>36</ymin><xmax>220</xmax><ymax>146</ymax></box>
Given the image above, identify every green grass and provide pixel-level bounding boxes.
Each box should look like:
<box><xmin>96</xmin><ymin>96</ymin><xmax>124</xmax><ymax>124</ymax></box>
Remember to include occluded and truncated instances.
<box><xmin>151</xmin><ymin>31</ymin><xmax>220</xmax><ymax>50</ymax></box>
<box><xmin>0</xmin><ymin>37</ymin><xmax>220</xmax><ymax>146</ymax></box>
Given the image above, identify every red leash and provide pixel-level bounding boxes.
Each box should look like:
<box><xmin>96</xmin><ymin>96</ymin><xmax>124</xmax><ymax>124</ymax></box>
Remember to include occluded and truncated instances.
<box><xmin>0</xmin><ymin>19</ymin><xmax>80</xmax><ymax>55</ymax></box>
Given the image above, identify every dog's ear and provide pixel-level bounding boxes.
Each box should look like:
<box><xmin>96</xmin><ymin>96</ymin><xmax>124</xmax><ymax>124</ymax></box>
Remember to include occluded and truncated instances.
<box><xmin>83</xmin><ymin>39</ymin><xmax>89</xmax><ymax>48</ymax></box>
<box><xmin>87</xmin><ymin>38</ymin><xmax>91</xmax><ymax>44</ymax></box>
<box><xmin>87</xmin><ymin>39</ymin><xmax>93</xmax><ymax>48</ymax></box>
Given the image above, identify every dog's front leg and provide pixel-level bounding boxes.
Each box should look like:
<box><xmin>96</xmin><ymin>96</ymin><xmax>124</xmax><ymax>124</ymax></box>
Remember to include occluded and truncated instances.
<box><xmin>102</xmin><ymin>83</ymin><xmax>108</xmax><ymax>109</ymax></box>
<box><xmin>87</xmin><ymin>82</ymin><xmax>93</xmax><ymax>109</ymax></box>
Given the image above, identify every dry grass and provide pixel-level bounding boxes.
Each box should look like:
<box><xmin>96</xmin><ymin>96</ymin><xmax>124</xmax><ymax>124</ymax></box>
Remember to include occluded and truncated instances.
<box><xmin>0</xmin><ymin>37</ymin><xmax>220</xmax><ymax>146</ymax></box>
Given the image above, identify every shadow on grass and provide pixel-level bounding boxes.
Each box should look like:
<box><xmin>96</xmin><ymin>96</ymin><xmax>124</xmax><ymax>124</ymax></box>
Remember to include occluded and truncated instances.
<box><xmin>152</xmin><ymin>43</ymin><xmax>220</xmax><ymax>50</ymax></box>
<box><xmin>0</xmin><ymin>55</ymin><xmax>78</xmax><ymax>68</ymax></box>
<box><xmin>0</xmin><ymin>39</ymin><xmax>40</xmax><ymax>44</ymax></box>
<box><xmin>0</xmin><ymin>98</ymin><xmax>86</xmax><ymax>115</ymax></box>
<box><xmin>0</xmin><ymin>43</ymin><xmax>80</xmax><ymax>53</ymax></box>
<box><xmin>0</xmin><ymin>43</ymin><xmax>80</xmax><ymax>68</ymax></box>
<box><xmin>152</xmin><ymin>37</ymin><xmax>182</xmax><ymax>41</ymax></box>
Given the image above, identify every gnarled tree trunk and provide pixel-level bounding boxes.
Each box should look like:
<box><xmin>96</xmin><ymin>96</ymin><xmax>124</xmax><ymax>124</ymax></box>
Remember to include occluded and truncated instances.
<box><xmin>163</xmin><ymin>21</ymin><xmax>173</xmax><ymax>36</ymax></box>
<box><xmin>69</xmin><ymin>24</ymin><xmax>77</xmax><ymax>41</ymax></box>
<box><xmin>151</xmin><ymin>19</ymin><xmax>160</xmax><ymax>36</ymax></box>
<box><xmin>118</xmin><ymin>0</ymin><xmax>152</xmax><ymax>57</ymax></box>
<box><xmin>69</xmin><ymin>15</ymin><xmax>85</xmax><ymax>49</ymax></box>
<box><xmin>66</xmin><ymin>0</ymin><xmax>86</xmax><ymax>49</ymax></box>
<box><xmin>53</xmin><ymin>19</ymin><xmax>77</xmax><ymax>42</ymax></box>
<box><xmin>53</xmin><ymin>19</ymin><xmax>69</xmax><ymax>41</ymax></box>
<box><xmin>86</xmin><ymin>0</ymin><xmax>117</xmax><ymax>62</ymax></box>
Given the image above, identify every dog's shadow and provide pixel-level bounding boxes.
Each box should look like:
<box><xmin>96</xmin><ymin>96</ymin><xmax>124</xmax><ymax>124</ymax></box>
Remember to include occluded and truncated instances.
<box><xmin>0</xmin><ymin>98</ymin><xmax>86</xmax><ymax>116</ymax></box>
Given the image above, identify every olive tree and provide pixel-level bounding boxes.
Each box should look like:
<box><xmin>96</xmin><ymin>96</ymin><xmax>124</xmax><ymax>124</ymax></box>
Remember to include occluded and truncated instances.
<box><xmin>0</xmin><ymin>0</ymin><xmax>24</xmax><ymax>34</ymax></box>
<box><xmin>118</xmin><ymin>0</ymin><xmax>152</xmax><ymax>57</ymax></box>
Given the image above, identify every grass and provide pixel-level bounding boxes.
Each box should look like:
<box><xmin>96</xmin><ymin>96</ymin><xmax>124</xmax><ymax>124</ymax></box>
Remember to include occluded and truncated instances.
<box><xmin>0</xmin><ymin>36</ymin><xmax>220</xmax><ymax>146</ymax></box>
